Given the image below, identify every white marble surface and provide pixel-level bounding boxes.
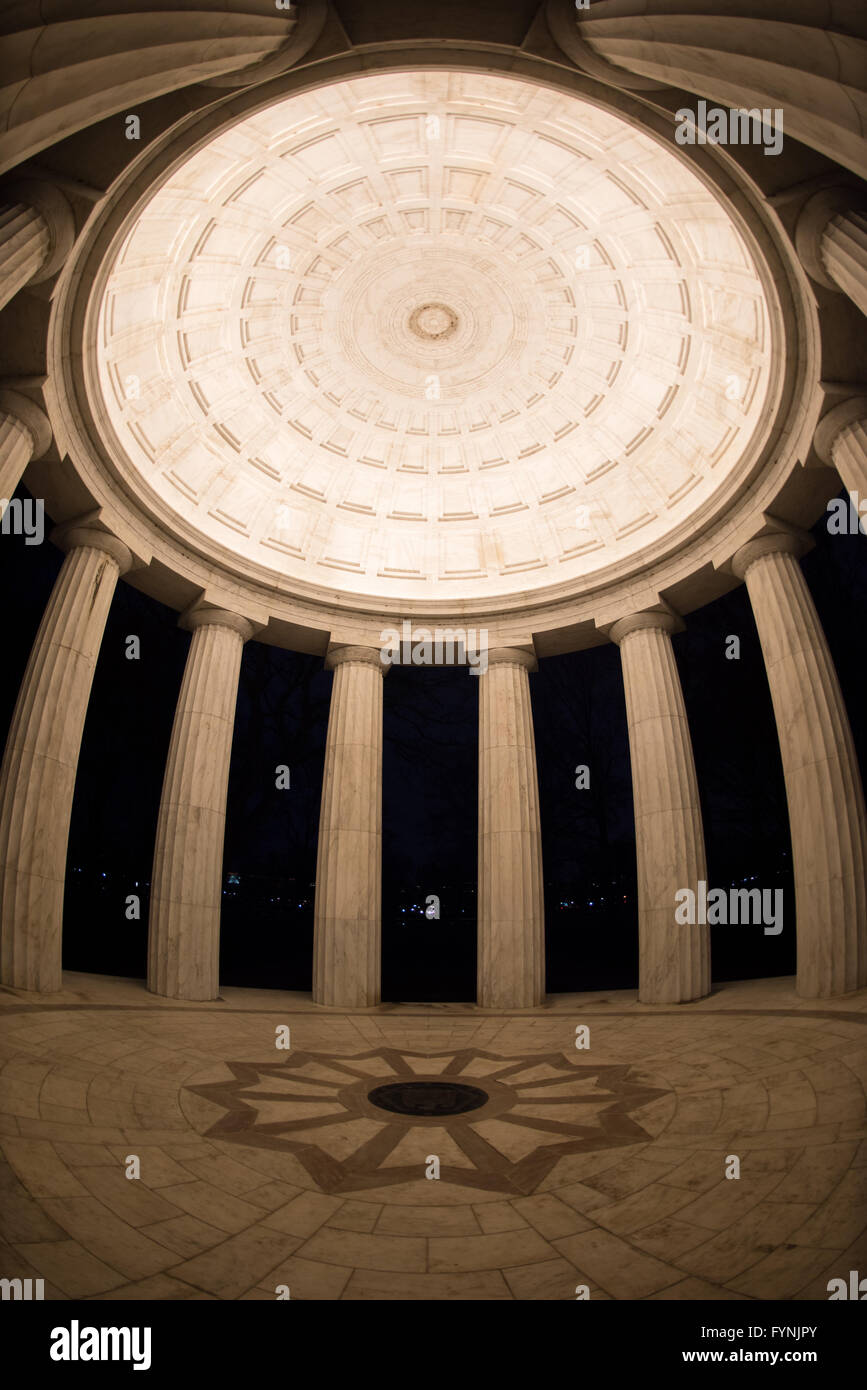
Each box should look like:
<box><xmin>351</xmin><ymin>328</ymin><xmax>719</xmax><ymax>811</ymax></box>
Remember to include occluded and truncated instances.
<box><xmin>733</xmin><ymin>537</ymin><xmax>867</xmax><ymax>999</ymax></box>
<box><xmin>148</xmin><ymin>611</ymin><xmax>253</xmax><ymax>1002</ymax></box>
<box><xmin>94</xmin><ymin>70</ymin><xmax>772</xmax><ymax>604</ymax></box>
<box><xmin>0</xmin><ymin>531</ymin><xmax>131</xmax><ymax>991</ymax></box>
<box><xmin>611</xmin><ymin>612</ymin><xmax>709</xmax><ymax>1006</ymax></box>
<box><xmin>313</xmin><ymin>647</ymin><xmax>385</xmax><ymax>1008</ymax></box>
<box><xmin>477</xmin><ymin>650</ymin><xmax>545</xmax><ymax>1009</ymax></box>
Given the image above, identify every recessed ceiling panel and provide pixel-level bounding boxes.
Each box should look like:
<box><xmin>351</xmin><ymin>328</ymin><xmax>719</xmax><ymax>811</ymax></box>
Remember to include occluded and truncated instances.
<box><xmin>94</xmin><ymin>71</ymin><xmax>773</xmax><ymax>602</ymax></box>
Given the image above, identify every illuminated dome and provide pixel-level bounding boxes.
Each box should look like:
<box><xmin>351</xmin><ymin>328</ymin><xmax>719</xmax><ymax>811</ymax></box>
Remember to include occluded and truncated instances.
<box><xmin>92</xmin><ymin>71</ymin><xmax>773</xmax><ymax>602</ymax></box>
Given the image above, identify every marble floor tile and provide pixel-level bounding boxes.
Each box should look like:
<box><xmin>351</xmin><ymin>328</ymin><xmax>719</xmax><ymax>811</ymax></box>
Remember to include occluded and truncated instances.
<box><xmin>0</xmin><ymin>974</ymin><xmax>864</xmax><ymax>1300</ymax></box>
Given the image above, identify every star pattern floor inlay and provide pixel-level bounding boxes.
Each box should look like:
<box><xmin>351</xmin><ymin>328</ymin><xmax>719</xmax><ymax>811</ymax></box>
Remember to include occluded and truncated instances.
<box><xmin>1</xmin><ymin>975</ymin><xmax>866</xmax><ymax>1300</ymax></box>
<box><xmin>183</xmin><ymin>1049</ymin><xmax>673</xmax><ymax>1194</ymax></box>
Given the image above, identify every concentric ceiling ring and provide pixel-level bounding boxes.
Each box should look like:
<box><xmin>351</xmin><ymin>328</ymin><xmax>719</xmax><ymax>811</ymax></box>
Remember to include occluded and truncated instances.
<box><xmin>409</xmin><ymin>303</ymin><xmax>460</xmax><ymax>341</ymax></box>
<box><xmin>91</xmin><ymin>70</ymin><xmax>774</xmax><ymax>603</ymax></box>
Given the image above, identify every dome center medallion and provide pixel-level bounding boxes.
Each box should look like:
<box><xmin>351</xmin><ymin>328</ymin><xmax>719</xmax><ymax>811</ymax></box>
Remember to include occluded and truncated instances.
<box><xmin>408</xmin><ymin>302</ymin><xmax>459</xmax><ymax>341</ymax></box>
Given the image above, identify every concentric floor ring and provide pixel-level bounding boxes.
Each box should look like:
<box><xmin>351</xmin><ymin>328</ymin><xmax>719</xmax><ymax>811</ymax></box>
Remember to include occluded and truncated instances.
<box><xmin>1</xmin><ymin>977</ymin><xmax>864</xmax><ymax>1300</ymax></box>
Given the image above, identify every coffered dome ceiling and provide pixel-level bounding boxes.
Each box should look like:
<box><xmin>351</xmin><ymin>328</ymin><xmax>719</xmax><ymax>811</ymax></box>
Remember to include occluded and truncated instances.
<box><xmin>92</xmin><ymin>71</ymin><xmax>774</xmax><ymax>604</ymax></box>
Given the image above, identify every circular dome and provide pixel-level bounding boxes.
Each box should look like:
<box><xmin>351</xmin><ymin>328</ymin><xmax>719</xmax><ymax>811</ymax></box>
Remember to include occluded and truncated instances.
<box><xmin>92</xmin><ymin>71</ymin><xmax>774</xmax><ymax>604</ymax></box>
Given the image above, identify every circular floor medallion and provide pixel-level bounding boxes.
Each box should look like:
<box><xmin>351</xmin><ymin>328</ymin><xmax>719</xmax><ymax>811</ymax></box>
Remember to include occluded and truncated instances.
<box><xmin>367</xmin><ymin>1079</ymin><xmax>488</xmax><ymax>1116</ymax></box>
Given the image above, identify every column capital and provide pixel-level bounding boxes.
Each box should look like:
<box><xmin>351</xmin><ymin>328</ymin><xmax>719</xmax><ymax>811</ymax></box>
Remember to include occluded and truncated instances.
<box><xmin>730</xmin><ymin>529</ymin><xmax>813</xmax><ymax>581</ymax></box>
<box><xmin>795</xmin><ymin>186</ymin><xmax>863</xmax><ymax>291</ymax></box>
<box><xmin>325</xmin><ymin>643</ymin><xmax>387</xmax><ymax>673</ymax></box>
<box><xmin>1</xmin><ymin>178</ymin><xmax>76</xmax><ymax>283</ymax></box>
<box><xmin>609</xmin><ymin>608</ymin><xmax>683</xmax><ymax>646</ymax></box>
<box><xmin>53</xmin><ymin>521</ymin><xmax>133</xmax><ymax>574</ymax></box>
<box><xmin>0</xmin><ymin>387</ymin><xmax>51</xmax><ymax>459</ymax></box>
<box><xmin>181</xmin><ymin>605</ymin><xmax>256</xmax><ymax>642</ymax></box>
<box><xmin>814</xmin><ymin>396</ymin><xmax>867</xmax><ymax>466</ymax></box>
<box><xmin>483</xmin><ymin>647</ymin><xmax>537</xmax><ymax>673</ymax></box>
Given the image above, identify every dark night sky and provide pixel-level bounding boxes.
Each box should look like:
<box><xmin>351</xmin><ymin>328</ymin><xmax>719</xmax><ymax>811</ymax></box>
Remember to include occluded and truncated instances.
<box><xmin>1</xmin><ymin>479</ymin><xmax>864</xmax><ymax>1000</ymax></box>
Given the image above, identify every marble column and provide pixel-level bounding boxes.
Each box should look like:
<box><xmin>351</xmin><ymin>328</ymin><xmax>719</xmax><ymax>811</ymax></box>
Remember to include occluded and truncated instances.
<box><xmin>0</xmin><ymin>389</ymin><xmax>52</xmax><ymax>500</ymax></box>
<box><xmin>148</xmin><ymin>608</ymin><xmax>253</xmax><ymax>1002</ymax></box>
<box><xmin>796</xmin><ymin>190</ymin><xmax>867</xmax><ymax>318</ymax></box>
<box><xmin>0</xmin><ymin>4</ymin><xmax>317</xmax><ymax>177</ymax></box>
<box><xmin>0</xmin><ymin>182</ymin><xmax>75</xmax><ymax>311</ymax></box>
<box><xmin>313</xmin><ymin>646</ymin><xmax>385</xmax><ymax>1009</ymax></box>
<box><xmin>731</xmin><ymin>534</ymin><xmax>867</xmax><ymax>997</ymax></box>
<box><xmin>0</xmin><ymin>525</ymin><xmax>132</xmax><ymax>991</ymax></box>
<box><xmin>477</xmin><ymin>648</ymin><xmax>545</xmax><ymax>1010</ymax></box>
<box><xmin>814</xmin><ymin>397</ymin><xmax>867</xmax><ymax>504</ymax></box>
<box><xmin>551</xmin><ymin>0</ymin><xmax>867</xmax><ymax>180</ymax></box>
<box><xmin>610</xmin><ymin>612</ymin><xmax>709</xmax><ymax>1005</ymax></box>
<box><xmin>821</xmin><ymin>212</ymin><xmax>867</xmax><ymax>317</ymax></box>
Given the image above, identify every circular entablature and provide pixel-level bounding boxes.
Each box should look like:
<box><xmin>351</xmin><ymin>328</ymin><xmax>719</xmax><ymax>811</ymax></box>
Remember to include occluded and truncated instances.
<box><xmin>83</xmin><ymin>70</ymin><xmax>782</xmax><ymax>609</ymax></box>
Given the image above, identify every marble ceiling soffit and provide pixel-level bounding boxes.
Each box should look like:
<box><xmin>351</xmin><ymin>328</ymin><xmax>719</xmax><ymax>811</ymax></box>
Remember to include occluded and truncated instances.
<box><xmin>55</xmin><ymin>69</ymin><xmax>807</xmax><ymax>622</ymax></box>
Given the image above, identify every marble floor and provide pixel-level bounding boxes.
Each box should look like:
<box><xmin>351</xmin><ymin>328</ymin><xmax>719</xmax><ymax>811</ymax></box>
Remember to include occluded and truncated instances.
<box><xmin>1</xmin><ymin>973</ymin><xmax>865</xmax><ymax>1301</ymax></box>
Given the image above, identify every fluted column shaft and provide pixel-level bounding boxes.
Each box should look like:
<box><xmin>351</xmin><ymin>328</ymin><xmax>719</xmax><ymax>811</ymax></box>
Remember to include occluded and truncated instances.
<box><xmin>0</xmin><ymin>5</ymin><xmax>319</xmax><ymax>176</ymax></box>
<box><xmin>611</xmin><ymin>613</ymin><xmax>709</xmax><ymax>1005</ymax></box>
<box><xmin>313</xmin><ymin>646</ymin><xmax>385</xmax><ymax>1008</ymax></box>
<box><xmin>833</xmin><ymin>421</ymin><xmax>867</xmax><ymax>499</ymax></box>
<box><xmin>0</xmin><ymin>527</ymin><xmax>131</xmax><ymax>991</ymax></box>
<box><xmin>0</xmin><ymin>415</ymin><xmax>33</xmax><ymax>501</ymax></box>
<box><xmin>732</xmin><ymin>536</ymin><xmax>867</xmax><ymax>997</ymax></box>
<box><xmin>0</xmin><ymin>184</ymin><xmax>74</xmax><ymax>311</ymax></box>
<box><xmin>477</xmin><ymin>649</ymin><xmax>545</xmax><ymax>1010</ymax></box>
<box><xmin>148</xmin><ymin>610</ymin><xmax>252</xmax><ymax>1002</ymax></box>
<box><xmin>796</xmin><ymin>192</ymin><xmax>867</xmax><ymax>318</ymax></box>
<box><xmin>559</xmin><ymin>0</ymin><xmax>867</xmax><ymax>179</ymax></box>
<box><xmin>815</xmin><ymin>399</ymin><xmax>867</xmax><ymax>504</ymax></box>
<box><xmin>0</xmin><ymin>203</ymin><xmax>49</xmax><ymax>310</ymax></box>
<box><xmin>0</xmin><ymin>390</ymin><xmax>52</xmax><ymax>499</ymax></box>
<box><xmin>821</xmin><ymin>211</ymin><xmax>867</xmax><ymax>318</ymax></box>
